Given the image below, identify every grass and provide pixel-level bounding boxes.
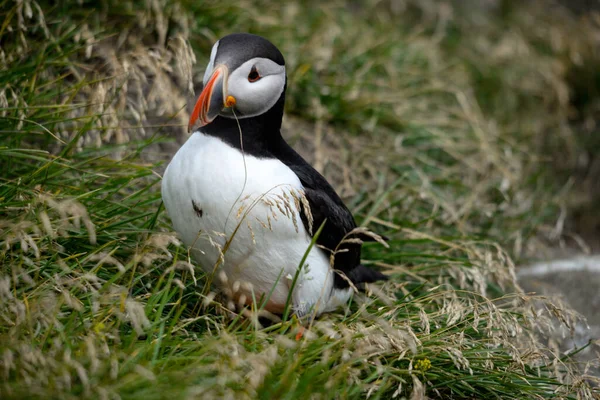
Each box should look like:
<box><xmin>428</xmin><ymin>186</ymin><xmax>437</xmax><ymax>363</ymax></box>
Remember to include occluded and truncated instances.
<box><xmin>1</xmin><ymin>0</ymin><xmax>599</xmax><ymax>398</ymax></box>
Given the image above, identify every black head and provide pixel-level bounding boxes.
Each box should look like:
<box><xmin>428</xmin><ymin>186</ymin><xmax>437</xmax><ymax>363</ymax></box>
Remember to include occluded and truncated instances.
<box><xmin>189</xmin><ymin>33</ymin><xmax>287</xmax><ymax>132</ymax></box>
<box><xmin>213</xmin><ymin>33</ymin><xmax>285</xmax><ymax>71</ymax></box>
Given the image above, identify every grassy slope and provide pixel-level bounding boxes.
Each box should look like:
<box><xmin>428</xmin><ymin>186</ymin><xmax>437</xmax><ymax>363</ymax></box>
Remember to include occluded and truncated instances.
<box><xmin>1</xmin><ymin>0</ymin><xmax>598</xmax><ymax>398</ymax></box>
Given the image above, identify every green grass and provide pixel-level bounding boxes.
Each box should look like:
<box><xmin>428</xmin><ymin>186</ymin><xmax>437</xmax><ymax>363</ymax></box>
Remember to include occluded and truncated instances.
<box><xmin>1</xmin><ymin>0</ymin><xmax>599</xmax><ymax>398</ymax></box>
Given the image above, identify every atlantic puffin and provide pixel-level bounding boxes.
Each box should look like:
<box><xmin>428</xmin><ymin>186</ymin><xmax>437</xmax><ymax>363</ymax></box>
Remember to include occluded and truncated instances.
<box><xmin>162</xmin><ymin>33</ymin><xmax>387</xmax><ymax>317</ymax></box>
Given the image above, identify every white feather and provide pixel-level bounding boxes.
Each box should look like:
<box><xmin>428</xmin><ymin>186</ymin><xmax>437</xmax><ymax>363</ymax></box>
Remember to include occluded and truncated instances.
<box><xmin>162</xmin><ymin>132</ymin><xmax>352</xmax><ymax>316</ymax></box>
<box><xmin>203</xmin><ymin>41</ymin><xmax>220</xmax><ymax>85</ymax></box>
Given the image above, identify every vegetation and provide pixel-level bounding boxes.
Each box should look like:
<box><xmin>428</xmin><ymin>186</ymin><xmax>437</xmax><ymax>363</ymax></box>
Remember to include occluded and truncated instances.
<box><xmin>1</xmin><ymin>0</ymin><xmax>598</xmax><ymax>398</ymax></box>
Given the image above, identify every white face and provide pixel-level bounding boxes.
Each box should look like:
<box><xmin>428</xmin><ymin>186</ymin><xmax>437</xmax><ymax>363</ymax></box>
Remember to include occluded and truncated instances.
<box><xmin>203</xmin><ymin>41</ymin><xmax>286</xmax><ymax>120</ymax></box>
<box><xmin>225</xmin><ymin>58</ymin><xmax>286</xmax><ymax>118</ymax></box>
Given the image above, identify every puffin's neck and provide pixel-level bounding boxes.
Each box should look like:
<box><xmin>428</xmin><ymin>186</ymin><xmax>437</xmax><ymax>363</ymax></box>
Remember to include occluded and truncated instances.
<box><xmin>200</xmin><ymin>90</ymin><xmax>286</xmax><ymax>159</ymax></box>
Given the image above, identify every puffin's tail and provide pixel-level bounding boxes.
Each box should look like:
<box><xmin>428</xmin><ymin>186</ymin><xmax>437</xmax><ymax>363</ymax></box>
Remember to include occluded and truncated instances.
<box><xmin>347</xmin><ymin>265</ymin><xmax>388</xmax><ymax>291</ymax></box>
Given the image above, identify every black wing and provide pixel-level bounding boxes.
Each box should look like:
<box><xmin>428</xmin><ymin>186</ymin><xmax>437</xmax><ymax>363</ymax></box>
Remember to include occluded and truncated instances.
<box><xmin>276</xmin><ymin>140</ymin><xmax>386</xmax><ymax>289</ymax></box>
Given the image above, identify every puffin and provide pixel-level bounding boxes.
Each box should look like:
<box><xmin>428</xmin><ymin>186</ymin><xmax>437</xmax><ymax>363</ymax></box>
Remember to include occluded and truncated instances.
<box><xmin>161</xmin><ymin>33</ymin><xmax>387</xmax><ymax>317</ymax></box>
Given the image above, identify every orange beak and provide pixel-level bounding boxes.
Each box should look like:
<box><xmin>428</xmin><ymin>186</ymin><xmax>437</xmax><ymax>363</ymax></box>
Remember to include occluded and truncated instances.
<box><xmin>188</xmin><ymin>65</ymin><xmax>228</xmax><ymax>132</ymax></box>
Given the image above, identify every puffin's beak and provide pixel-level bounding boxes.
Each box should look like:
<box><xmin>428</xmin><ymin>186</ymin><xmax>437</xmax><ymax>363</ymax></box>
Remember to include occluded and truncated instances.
<box><xmin>188</xmin><ymin>64</ymin><xmax>229</xmax><ymax>132</ymax></box>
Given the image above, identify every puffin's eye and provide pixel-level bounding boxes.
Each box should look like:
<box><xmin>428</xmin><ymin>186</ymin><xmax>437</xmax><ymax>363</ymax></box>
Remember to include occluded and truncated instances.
<box><xmin>248</xmin><ymin>66</ymin><xmax>261</xmax><ymax>82</ymax></box>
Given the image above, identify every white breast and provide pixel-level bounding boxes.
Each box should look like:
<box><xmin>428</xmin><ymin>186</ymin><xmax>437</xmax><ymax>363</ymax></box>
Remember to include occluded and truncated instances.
<box><xmin>161</xmin><ymin>132</ymin><xmax>351</xmax><ymax>316</ymax></box>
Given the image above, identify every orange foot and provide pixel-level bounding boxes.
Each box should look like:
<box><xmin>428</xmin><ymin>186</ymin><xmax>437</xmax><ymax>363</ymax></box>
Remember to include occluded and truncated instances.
<box><xmin>295</xmin><ymin>326</ymin><xmax>305</xmax><ymax>341</ymax></box>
